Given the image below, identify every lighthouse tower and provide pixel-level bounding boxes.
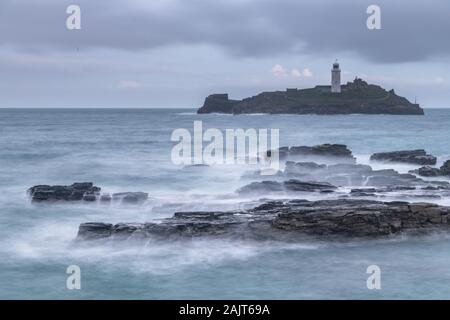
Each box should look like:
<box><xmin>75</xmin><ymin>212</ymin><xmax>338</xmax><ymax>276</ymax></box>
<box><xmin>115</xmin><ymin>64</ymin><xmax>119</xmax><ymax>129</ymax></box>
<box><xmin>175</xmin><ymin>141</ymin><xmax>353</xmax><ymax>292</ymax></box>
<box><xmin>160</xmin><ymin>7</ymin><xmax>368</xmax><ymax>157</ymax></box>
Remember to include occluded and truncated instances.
<box><xmin>331</xmin><ymin>60</ymin><xmax>341</xmax><ymax>93</ymax></box>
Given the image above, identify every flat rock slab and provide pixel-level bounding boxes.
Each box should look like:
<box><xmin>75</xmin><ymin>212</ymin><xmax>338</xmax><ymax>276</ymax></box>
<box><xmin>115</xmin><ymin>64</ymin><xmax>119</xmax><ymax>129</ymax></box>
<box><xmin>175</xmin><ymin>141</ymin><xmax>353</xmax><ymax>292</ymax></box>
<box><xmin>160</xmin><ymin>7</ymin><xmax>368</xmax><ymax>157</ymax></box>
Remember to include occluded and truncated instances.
<box><xmin>28</xmin><ymin>182</ymin><xmax>101</xmax><ymax>202</ymax></box>
<box><xmin>28</xmin><ymin>183</ymin><xmax>148</xmax><ymax>204</ymax></box>
<box><xmin>370</xmin><ymin>150</ymin><xmax>437</xmax><ymax>165</ymax></box>
<box><xmin>269</xmin><ymin>144</ymin><xmax>356</xmax><ymax>164</ymax></box>
<box><xmin>76</xmin><ymin>199</ymin><xmax>450</xmax><ymax>242</ymax></box>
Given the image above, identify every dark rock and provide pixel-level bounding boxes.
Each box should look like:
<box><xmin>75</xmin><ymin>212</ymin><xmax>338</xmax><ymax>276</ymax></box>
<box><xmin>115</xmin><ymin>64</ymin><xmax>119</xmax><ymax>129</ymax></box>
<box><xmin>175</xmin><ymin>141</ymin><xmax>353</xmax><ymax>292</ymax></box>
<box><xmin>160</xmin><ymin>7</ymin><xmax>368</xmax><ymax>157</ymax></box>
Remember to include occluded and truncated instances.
<box><xmin>76</xmin><ymin>199</ymin><xmax>450</xmax><ymax>241</ymax></box>
<box><xmin>77</xmin><ymin>222</ymin><xmax>113</xmax><ymax>240</ymax></box>
<box><xmin>289</xmin><ymin>144</ymin><xmax>355</xmax><ymax>162</ymax></box>
<box><xmin>422</xmin><ymin>186</ymin><xmax>445</xmax><ymax>191</ymax></box>
<box><xmin>440</xmin><ymin>160</ymin><xmax>450</xmax><ymax>175</ymax></box>
<box><xmin>273</xmin><ymin>200</ymin><xmax>444</xmax><ymax>237</ymax></box>
<box><xmin>82</xmin><ymin>193</ymin><xmax>97</xmax><ymax>202</ymax></box>
<box><xmin>410</xmin><ymin>166</ymin><xmax>442</xmax><ymax>177</ymax></box>
<box><xmin>270</xmin><ymin>144</ymin><xmax>356</xmax><ymax>164</ymax></box>
<box><xmin>370</xmin><ymin>150</ymin><xmax>437</xmax><ymax>165</ymax></box>
<box><xmin>280</xmin><ymin>159</ymin><xmax>446</xmax><ymax>189</ymax></box>
<box><xmin>28</xmin><ymin>182</ymin><xmax>101</xmax><ymax>202</ymax></box>
<box><xmin>284</xmin><ymin>161</ymin><xmax>327</xmax><ymax>176</ymax></box>
<box><xmin>112</xmin><ymin>223</ymin><xmax>139</xmax><ymax>239</ymax></box>
<box><xmin>350</xmin><ymin>188</ymin><xmax>378</xmax><ymax>197</ymax></box>
<box><xmin>197</xmin><ymin>94</ymin><xmax>240</xmax><ymax>114</ymax></box>
<box><xmin>409</xmin><ymin>161</ymin><xmax>450</xmax><ymax>177</ymax></box>
<box><xmin>351</xmin><ymin>188</ymin><xmax>377</xmax><ymax>193</ymax></box>
<box><xmin>349</xmin><ymin>192</ymin><xmax>376</xmax><ymax>197</ymax></box>
<box><xmin>382</xmin><ymin>186</ymin><xmax>416</xmax><ymax>192</ymax></box>
<box><xmin>283</xmin><ymin>179</ymin><xmax>336</xmax><ymax>192</ymax></box>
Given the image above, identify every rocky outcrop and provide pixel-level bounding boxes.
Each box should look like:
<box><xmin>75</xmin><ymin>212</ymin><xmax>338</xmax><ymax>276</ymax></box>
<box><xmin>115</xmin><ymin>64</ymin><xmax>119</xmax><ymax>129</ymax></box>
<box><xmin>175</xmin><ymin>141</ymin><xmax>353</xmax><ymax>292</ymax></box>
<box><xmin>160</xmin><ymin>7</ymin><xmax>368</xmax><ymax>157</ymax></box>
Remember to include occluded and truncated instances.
<box><xmin>269</xmin><ymin>144</ymin><xmax>356</xmax><ymax>163</ymax></box>
<box><xmin>28</xmin><ymin>183</ymin><xmax>148</xmax><ymax>204</ymax></box>
<box><xmin>197</xmin><ymin>94</ymin><xmax>240</xmax><ymax>114</ymax></box>
<box><xmin>410</xmin><ymin>166</ymin><xmax>442</xmax><ymax>177</ymax></box>
<box><xmin>282</xmin><ymin>161</ymin><xmax>446</xmax><ymax>188</ymax></box>
<box><xmin>410</xmin><ymin>160</ymin><xmax>450</xmax><ymax>177</ymax></box>
<box><xmin>441</xmin><ymin>160</ymin><xmax>450</xmax><ymax>175</ymax></box>
<box><xmin>370</xmin><ymin>150</ymin><xmax>436</xmax><ymax>165</ymax></box>
<box><xmin>272</xmin><ymin>200</ymin><xmax>448</xmax><ymax>237</ymax></box>
<box><xmin>77</xmin><ymin>222</ymin><xmax>113</xmax><ymax>240</ymax></box>
<box><xmin>28</xmin><ymin>183</ymin><xmax>101</xmax><ymax>202</ymax></box>
<box><xmin>197</xmin><ymin>79</ymin><xmax>424</xmax><ymax>115</ymax></box>
<box><xmin>76</xmin><ymin>199</ymin><xmax>450</xmax><ymax>241</ymax></box>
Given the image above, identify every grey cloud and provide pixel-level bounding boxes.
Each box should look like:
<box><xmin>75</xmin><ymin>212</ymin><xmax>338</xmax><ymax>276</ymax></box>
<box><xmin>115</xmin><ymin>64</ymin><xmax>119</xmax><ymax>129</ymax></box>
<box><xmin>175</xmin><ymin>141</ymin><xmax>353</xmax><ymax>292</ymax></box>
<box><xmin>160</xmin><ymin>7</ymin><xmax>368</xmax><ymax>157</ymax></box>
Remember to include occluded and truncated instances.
<box><xmin>1</xmin><ymin>0</ymin><xmax>450</xmax><ymax>63</ymax></box>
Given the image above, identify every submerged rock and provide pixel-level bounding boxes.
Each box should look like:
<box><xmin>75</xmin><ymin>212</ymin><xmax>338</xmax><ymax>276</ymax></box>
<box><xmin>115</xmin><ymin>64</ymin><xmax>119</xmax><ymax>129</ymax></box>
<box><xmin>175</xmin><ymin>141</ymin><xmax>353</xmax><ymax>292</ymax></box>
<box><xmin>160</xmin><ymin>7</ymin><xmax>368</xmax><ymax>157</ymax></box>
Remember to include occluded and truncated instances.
<box><xmin>237</xmin><ymin>181</ymin><xmax>285</xmax><ymax>194</ymax></box>
<box><xmin>28</xmin><ymin>182</ymin><xmax>100</xmax><ymax>202</ymax></box>
<box><xmin>76</xmin><ymin>199</ymin><xmax>450</xmax><ymax>241</ymax></box>
<box><xmin>284</xmin><ymin>161</ymin><xmax>327</xmax><ymax>176</ymax></box>
<box><xmin>370</xmin><ymin>150</ymin><xmax>437</xmax><ymax>165</ymax></box>
<box><xmin>290</xmin><ymin>144</ymin><xmax>354</xmax><ymax>159</ymax></box>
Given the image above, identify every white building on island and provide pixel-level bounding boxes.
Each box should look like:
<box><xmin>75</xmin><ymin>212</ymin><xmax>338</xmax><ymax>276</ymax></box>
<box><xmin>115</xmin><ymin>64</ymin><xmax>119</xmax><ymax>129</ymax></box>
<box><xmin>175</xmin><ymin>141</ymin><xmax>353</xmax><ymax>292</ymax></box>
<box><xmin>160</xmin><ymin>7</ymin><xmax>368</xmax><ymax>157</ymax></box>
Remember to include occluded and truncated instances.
<box><xmin>331</xmin><ymin>60</ymin><xmax>341</xmax><ymax>93</ymax></box>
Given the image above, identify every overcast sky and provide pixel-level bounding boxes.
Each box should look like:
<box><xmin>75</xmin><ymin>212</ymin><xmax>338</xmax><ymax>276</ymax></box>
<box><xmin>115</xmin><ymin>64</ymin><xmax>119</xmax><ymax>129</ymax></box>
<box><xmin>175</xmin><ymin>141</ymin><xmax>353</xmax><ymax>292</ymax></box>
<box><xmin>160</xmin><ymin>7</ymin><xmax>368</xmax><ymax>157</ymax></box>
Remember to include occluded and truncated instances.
<box><xmin>1</xmin><ymin>0</ymin><xmax>450</xmax><ymax>107</ymax></box>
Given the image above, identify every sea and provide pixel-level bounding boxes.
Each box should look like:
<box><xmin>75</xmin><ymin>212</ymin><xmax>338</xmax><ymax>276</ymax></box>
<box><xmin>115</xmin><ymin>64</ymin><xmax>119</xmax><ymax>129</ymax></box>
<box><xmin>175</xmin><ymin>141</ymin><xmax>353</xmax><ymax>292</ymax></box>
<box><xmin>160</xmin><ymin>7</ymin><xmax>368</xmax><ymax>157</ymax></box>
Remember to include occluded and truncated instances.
<box><xmin>1</xmin><ymin>107</ymin><xmax>450</xmax><ymax>299</ymax></box>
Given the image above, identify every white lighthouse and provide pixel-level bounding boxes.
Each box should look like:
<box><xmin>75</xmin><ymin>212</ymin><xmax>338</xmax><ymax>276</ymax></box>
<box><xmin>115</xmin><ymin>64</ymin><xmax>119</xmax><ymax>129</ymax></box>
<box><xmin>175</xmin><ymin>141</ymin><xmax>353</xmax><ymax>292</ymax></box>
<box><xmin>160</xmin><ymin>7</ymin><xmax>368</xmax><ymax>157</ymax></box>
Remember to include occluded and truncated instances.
<box><xmin>331</xmin><ymin>60</ymin><xmax>341</xmax><ymax>93</ymax></box>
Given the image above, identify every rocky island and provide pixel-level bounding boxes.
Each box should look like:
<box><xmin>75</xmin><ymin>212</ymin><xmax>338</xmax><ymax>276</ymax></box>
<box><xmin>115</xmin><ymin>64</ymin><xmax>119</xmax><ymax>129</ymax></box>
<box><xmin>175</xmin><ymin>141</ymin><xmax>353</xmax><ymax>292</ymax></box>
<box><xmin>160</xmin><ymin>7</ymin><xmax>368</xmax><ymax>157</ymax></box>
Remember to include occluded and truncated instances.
<box><xmin>197</xmin><ymin>62</ymin><xmax>424</xmax><ymax>115</ymax></box>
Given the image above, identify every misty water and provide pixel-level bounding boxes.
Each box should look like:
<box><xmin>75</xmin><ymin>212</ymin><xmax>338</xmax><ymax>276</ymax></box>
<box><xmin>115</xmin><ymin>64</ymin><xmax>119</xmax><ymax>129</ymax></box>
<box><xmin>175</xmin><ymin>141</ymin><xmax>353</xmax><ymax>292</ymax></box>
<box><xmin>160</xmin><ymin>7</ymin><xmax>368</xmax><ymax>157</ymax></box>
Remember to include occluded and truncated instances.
<box><xmin>1</xmin><ymin>108</ymin><xmax>450</xmax><ymax>299</ymax></box>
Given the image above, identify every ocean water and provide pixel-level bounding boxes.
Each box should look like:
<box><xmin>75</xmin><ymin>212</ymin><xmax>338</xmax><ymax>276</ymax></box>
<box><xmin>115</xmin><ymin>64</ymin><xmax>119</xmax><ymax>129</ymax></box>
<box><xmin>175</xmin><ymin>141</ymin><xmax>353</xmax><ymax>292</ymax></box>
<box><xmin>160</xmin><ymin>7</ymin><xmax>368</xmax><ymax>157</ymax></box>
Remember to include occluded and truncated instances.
<box><xmin>1</xmin><ymin>108</ymin><xmax>450</xmax><ymax>299</ymax></box>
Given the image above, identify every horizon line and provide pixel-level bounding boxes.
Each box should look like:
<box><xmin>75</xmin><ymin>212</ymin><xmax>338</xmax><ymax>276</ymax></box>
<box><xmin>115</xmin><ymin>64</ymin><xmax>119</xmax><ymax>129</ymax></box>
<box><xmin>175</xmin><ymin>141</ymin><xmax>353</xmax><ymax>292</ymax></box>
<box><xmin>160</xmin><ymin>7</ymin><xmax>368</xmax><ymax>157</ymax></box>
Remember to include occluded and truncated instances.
<box><xmin>0</xmin><ymin>106</ymin><xmax>450</xmax><ymax>109</ymax></box>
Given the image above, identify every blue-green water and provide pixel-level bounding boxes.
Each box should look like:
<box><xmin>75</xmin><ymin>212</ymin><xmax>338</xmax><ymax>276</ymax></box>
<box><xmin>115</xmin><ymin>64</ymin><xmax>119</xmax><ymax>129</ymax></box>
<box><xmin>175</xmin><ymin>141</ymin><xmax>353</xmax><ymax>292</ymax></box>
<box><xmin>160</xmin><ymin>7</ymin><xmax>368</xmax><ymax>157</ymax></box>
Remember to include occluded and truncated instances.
<box><xmin>1</xmin><ymin>108</ymin><xmax>450</xmax><ymax>299</ymax></box>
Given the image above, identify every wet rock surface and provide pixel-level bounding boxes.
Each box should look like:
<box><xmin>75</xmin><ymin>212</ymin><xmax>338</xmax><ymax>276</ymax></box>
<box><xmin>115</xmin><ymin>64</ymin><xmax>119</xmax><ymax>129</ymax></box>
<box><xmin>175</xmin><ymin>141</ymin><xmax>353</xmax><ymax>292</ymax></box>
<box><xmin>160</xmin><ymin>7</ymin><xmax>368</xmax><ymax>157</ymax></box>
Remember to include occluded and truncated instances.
<box><xmin>76</xmin><ymin>199</ymin><xmax>450</xmax><ymax>241</ymax></box>
<box><xmin>269</xmin><ymin>144</ymin><xmax>356</xmax><ymax>163</ymax></box>
<box><xmin>410</xmin><ymin>160</ymin><xmax>450</xmax><ymax>177</ymax></box>
<box><xmin>410</xmin><ymin>166</ymin><xmax>442</xmax><ymax>177</ymax></box>
<box><xmin>28</xmin><ymin>183</ymin><xmax>148</xmax><ymax>204</ymax></box>
<box><xmin>28</xmin><ymin>183</ymin><xmax>101</xmax><ymax>202</ymax></box>
<box><xmin>370</xmin><ymin>149</ymin><xmax>437</xmax><ymax>165</ymax></box>
<box><xmin>244</xmin><ymin>161</ymin><xmax>449</xmax><ymax>189</ymax></box>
